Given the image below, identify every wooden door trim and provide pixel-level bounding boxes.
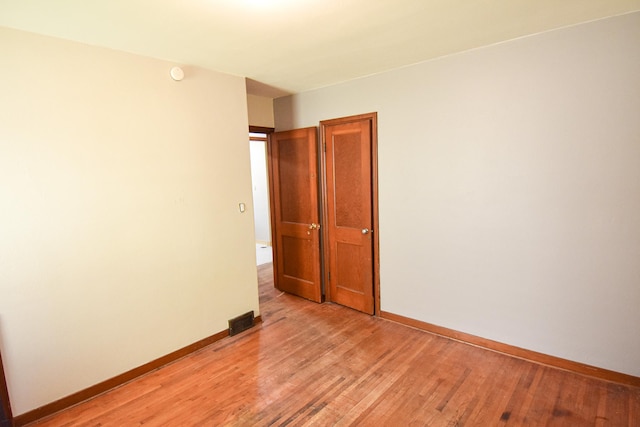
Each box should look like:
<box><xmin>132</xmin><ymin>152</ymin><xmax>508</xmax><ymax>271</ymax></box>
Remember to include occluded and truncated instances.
<box><xmin>0</xmin><ymin>348</ymin><xmax>13</xmax><ymax>427</ymax></box>
<box><xmin>320</xmin><ymin>112</ymin><xmax>379</xmax><ymax>315</ymax></box>
<box><xmin>266</xmin><ymin>131</ymin><xmax>278</xmax><ymax>288</ymax></box>
<box><xmin>249</xmin><ymin>125</ymin><xmax>274</xmax><ymax>134</ymax></box>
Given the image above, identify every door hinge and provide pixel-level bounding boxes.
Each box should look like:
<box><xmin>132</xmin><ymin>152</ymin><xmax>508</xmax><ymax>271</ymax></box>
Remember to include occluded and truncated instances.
<box><xmin>323</xmin><ymin>142</ymin><xmax>326</xmax><ymax>152</ymax></box>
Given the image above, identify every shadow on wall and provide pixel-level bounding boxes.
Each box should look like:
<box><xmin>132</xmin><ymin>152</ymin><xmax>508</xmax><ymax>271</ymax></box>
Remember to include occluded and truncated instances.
<box><xmin>273</xmin><ymin>95</ymin><xmax>296</xmax><ymax>131</ymax></box>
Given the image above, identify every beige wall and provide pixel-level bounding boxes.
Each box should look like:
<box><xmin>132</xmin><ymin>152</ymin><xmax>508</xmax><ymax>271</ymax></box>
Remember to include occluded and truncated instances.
<box><xmin>275</xmin><ymin>12</ymin><xmax>640</xmax><ymax>376</ymax></box>
<box><xmin>247</xmin><ymin>94</ymin><xmax>274</xmax><ymax>128</ymax></box>
<box><xmin>0</xmin><ymin>28</ymin><xmax>259</xmax><ymax>415</ymax></box>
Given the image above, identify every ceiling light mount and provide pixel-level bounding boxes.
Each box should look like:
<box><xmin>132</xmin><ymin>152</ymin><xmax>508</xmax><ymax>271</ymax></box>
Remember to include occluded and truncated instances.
<box><xmin>170</xmin><ymin>66</ymin><xmax>184</xmax><ymax>81</ymax></box>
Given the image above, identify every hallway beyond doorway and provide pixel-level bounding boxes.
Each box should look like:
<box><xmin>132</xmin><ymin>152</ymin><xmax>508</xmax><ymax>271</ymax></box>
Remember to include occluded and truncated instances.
<box><xmin>256</xmin><ymin>244</ymin><xmax>272</xmax><ymax>266</ymax></box>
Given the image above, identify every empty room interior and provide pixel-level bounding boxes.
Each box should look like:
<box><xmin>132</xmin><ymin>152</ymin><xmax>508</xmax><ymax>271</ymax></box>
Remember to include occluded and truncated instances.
<box><xmin>1</xmin><ymin>1</ymin><xmax>639</xmax><ymax>425</ymax></box>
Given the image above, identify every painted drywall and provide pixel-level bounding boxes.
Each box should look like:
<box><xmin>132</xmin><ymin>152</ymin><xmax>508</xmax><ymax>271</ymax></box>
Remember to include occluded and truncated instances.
<box><xmin>250</xmin><ymin>140</ymin><xmax>272</xmax><ymax>245</ymax></box>
<box><xmin>274</xmin><ymin>12</ymin><xmax>640</xmax><ymax>377</ymax></box>
<box><xmin>0</xmin><ymin>28</ymin><xmax>260</xmax><ymax>415</ymax></box>
<box><xmin>247</xmin><ymin>94</ymin><xmax>275</xmax><ymax>128</ymax></box>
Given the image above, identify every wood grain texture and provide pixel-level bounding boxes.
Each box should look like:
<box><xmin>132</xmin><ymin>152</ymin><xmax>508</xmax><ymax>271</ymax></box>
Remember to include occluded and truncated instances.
<box><xmin>320</xmin><ymin>112</ymin><xmax>380</xmax><ymax>314</ymax></box>
<box><xmin>380</xmin><ymin>310</ymin><xmax>640</xmax><ymax>388</ymax></box>
<box><xmin>269</xmin><ymin>127</ymin><xmax>322</xmax><ymax>302</ymax></box>
<box><xmin>25</xmin><ymin>264</ymin><xmax>640</xmax><ymax>426</ymax></box>
<box><xmin>15</xmin><ymin>320</ymin><xmax>260</xmax><ymax>426</ymax></box>
<box><xmin>249</xmin><ymin>125</ymin><xmax>275</xmax><ymax>134</ymax></box>
<box><xmin>322</xmin><ymin>115</ymin><xmax>375</xmax><ymax>314</ymax></box>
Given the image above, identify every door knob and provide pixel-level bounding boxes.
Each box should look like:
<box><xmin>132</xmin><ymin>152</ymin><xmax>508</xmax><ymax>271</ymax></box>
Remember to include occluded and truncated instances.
<box><xmin>362</xmin><ymin>228</ymin><xmax>369</xmax><ymax>234</ymax></box>
<box><xmin>309</xmin><ymin>223</ymin><xmax>320</xmax><ymax>230</ymax></box>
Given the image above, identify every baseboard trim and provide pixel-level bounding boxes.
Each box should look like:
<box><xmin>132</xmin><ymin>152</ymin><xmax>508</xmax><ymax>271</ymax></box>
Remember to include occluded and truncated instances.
<box><xmin>380</xmin><ymin>311</ymin><xmax>640</xmax><ymax>388</ymax></box>
<box><xmin>14</xmin><ymin>316</ymin><xmax>262</xmax><ymax>426</ymax></box>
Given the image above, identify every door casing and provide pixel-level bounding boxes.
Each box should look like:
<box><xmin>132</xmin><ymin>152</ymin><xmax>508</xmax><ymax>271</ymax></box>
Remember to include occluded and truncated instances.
<box><xmin>0</xmin><ymin>348</ymin><xmax>12</xmax><ymax>427</ymax></box>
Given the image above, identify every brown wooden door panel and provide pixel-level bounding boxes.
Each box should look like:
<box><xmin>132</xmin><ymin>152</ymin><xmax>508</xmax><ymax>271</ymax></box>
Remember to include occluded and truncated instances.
<box><xmin>269</xmin><ymin>127</ymin><xmax>322</xmax><ymax>302</ymax></box>
<box><xmin>323</xmin><ymin>116</ymin><xmax>375</xmax><ymax>314</ymax></box>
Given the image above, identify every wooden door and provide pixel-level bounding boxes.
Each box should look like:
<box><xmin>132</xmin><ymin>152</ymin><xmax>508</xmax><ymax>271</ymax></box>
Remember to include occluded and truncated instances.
<box><xmin>322</xmin><ymin>113</ymin><xmax>377</xmax><ymax>314</ymax></box>
<box><xmin>269</xmin><ymin>127</ymin><xmax>322</xmax><ymax>302</ymax></box>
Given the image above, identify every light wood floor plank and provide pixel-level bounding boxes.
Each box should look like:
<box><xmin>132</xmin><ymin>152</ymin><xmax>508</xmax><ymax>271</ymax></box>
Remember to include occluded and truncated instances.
<box><xmin>28</xmin><ymin>263</ymin><xmax>640</xmax><ymax>426</ymax></box>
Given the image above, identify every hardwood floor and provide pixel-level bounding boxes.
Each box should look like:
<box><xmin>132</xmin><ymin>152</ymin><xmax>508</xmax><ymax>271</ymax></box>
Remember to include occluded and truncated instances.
<box><xmin>29</xmin><ymin>263</ymin><xmax>640</xmax><ymax>426</ymax></box>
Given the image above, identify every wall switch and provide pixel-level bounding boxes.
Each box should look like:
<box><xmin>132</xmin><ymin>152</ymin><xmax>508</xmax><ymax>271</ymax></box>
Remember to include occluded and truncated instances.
<box><xmin>239</xmin><ymin>203</ymin><xmax>246</xmax><ymax>213</ymax></box>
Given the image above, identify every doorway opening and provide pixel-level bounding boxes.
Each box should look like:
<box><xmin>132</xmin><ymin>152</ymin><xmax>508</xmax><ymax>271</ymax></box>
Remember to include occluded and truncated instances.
<box><xmin>249</xmin><ymin>126</ymin><xmax>274</xmax><ymax>267</ymax></box>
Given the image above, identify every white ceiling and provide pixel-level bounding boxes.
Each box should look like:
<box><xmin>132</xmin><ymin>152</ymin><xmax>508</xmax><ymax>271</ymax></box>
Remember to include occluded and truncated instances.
<box><xmin>1</xmin><ymin>0</ymin><xmax>639</xmax><ymax>97</ymax></box>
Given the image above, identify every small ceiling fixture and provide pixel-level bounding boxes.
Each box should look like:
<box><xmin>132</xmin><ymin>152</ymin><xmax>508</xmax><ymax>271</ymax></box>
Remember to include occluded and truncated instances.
<box><xmin>170</xmin><ymin>66</ymin><xmax>184</xmax><ymax>81</ymax></box>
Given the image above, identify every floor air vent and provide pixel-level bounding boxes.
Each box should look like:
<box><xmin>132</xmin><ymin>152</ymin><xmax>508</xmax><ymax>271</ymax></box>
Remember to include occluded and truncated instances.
<box><xmin>228</xmin><ymin>311</ymin><xmax>255</xmax><ymax>336</ymax></box>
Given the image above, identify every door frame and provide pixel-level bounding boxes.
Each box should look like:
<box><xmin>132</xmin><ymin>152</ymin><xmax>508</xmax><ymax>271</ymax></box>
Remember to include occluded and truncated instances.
<box><xmin>320</xmin><ymin>112</ymin><xmax>380</xmax><ymax>315</ymax></box>
<box><xmin>249</xmin><ymin>126</ymin><xmax>274</xmax><ymax>248</ymax></box>
<box><xmin>0</xmin><ymin>347</ymin><xmax>12</xmax><ymax>427</ymax></box>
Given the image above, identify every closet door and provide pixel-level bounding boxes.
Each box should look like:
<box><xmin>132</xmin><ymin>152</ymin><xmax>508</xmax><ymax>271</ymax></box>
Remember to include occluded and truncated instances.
<box><xmin>269</xmin><ymin>127</ymin><xmax>322</xmax><ymax>302</ymax></box>
<box><xmin>322</xmin><ymin>114</ymin><xmax>377</xmax><ymax>314</ymax></box>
